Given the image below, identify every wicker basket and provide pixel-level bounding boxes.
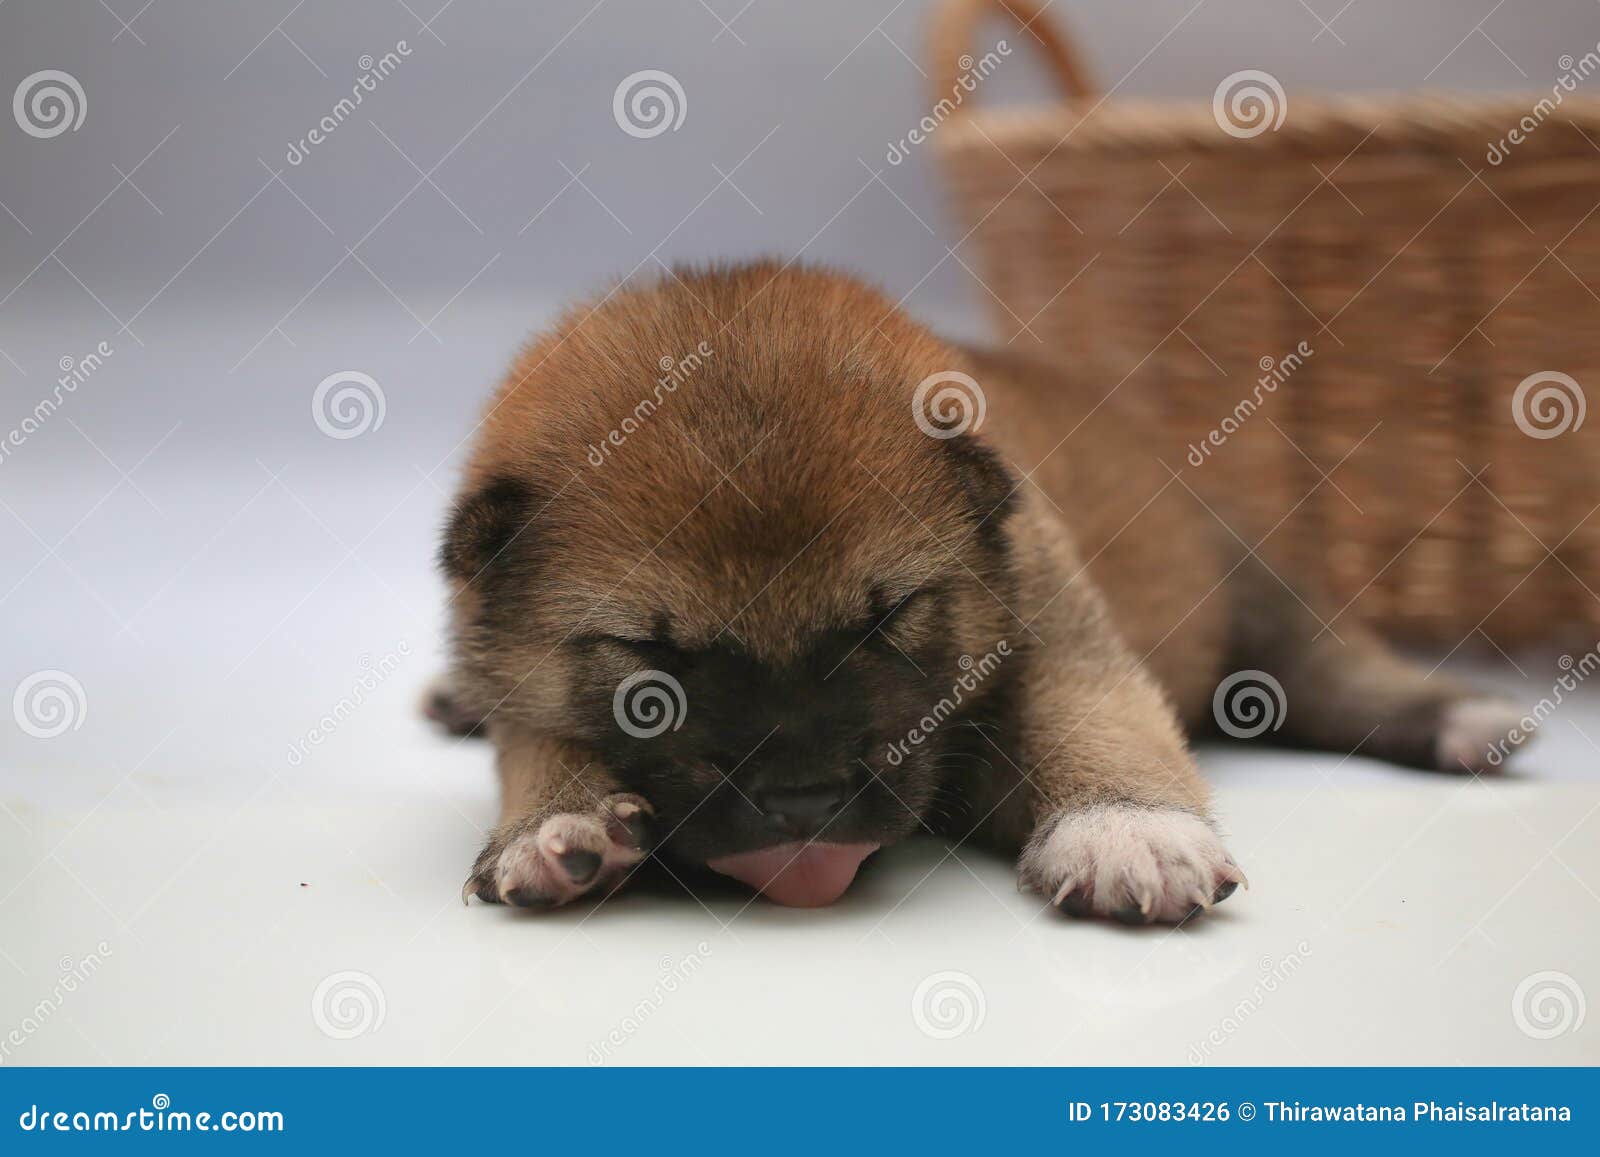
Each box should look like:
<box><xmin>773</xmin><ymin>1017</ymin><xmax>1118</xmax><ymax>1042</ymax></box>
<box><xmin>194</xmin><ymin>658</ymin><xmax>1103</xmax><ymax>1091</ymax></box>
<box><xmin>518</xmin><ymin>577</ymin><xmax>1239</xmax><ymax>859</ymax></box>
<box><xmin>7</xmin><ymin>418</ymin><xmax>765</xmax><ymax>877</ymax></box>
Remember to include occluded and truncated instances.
<box><xmin>930</xmin><ymin>0</ymin><xmax>1600</xmax><ymax>648</ymax></box>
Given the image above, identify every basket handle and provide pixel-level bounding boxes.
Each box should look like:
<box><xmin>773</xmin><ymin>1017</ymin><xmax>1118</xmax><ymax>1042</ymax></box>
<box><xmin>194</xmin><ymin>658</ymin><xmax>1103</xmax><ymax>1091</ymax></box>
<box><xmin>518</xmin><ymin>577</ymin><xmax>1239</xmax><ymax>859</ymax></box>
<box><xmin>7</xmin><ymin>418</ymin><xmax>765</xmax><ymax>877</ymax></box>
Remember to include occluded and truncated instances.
<box><xmin>928</xmin><ymin>0</ymin><xmax>1097</xmax><ymax>116</ymax></box>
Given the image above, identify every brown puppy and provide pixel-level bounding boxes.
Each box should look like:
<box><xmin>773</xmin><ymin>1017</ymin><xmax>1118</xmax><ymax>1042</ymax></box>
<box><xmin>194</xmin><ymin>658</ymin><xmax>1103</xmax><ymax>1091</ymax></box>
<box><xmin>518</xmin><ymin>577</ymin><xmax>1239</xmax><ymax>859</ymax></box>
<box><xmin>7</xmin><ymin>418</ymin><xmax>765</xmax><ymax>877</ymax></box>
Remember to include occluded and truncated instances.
<box><xmin>433</xmin><ymin>261</ymin><xmax>1527</xmax><ymax>922</ymax></box>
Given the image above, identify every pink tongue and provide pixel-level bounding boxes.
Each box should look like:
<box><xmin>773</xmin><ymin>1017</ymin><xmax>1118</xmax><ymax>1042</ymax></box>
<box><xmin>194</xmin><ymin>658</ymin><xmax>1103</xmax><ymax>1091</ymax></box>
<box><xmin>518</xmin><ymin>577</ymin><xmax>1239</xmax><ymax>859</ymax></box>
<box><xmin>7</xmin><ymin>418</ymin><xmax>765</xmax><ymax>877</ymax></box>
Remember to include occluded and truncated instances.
<box><xmin>707</xmin><ymin>842</ymin><xmax>879</xmax><ymax>908</ymax></box>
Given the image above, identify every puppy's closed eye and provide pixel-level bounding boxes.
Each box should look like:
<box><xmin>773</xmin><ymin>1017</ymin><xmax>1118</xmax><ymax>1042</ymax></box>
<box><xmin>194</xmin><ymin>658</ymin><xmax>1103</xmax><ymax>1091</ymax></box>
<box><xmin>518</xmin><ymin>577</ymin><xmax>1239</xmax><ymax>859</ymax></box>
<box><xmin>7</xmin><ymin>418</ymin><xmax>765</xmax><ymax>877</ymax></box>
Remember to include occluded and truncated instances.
<box><xmin>580</xmin><ymin>633</ymin><xmax>690</xmax><ymax>668</ymax></box>
<box><xmin>867</xmin><ymin>586</ymin><xmax>939</xmax><ymax>648</ymax></box>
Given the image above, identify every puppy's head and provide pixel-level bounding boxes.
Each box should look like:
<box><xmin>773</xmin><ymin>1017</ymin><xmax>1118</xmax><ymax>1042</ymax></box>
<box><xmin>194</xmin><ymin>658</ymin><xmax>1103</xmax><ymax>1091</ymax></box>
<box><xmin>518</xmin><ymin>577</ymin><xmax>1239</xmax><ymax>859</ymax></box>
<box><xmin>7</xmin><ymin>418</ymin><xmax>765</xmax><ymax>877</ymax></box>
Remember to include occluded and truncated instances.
<box><xmin>444</xmin><ymin>263</ymin><xmax>1019</xmax><ymax>902</ymax></box>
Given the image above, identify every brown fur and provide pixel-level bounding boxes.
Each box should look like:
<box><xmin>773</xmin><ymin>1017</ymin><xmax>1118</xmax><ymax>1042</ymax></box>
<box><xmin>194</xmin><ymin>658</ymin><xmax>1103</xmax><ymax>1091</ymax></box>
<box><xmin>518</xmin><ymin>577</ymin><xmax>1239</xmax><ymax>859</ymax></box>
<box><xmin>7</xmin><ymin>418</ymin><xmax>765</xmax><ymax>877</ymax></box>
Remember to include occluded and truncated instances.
<box><xmin>439</xmin><ymin>261</ymin><xmax>1529</xmax><ymax>923</ymax></box>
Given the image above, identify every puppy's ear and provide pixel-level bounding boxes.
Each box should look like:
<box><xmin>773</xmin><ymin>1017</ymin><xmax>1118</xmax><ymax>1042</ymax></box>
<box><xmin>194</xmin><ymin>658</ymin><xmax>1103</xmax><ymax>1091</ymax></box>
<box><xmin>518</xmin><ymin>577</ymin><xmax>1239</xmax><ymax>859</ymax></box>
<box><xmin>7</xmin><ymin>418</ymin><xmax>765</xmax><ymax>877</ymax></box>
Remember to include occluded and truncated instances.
<box><xmin>943</xmin><ymin>436</ymin><xmax>1018</xmax><ymax>533</ymax></box>
<box><xmin>439</xmin><ymin>475</ymin><xmax>540</xmax><ymax>581</ymax></box>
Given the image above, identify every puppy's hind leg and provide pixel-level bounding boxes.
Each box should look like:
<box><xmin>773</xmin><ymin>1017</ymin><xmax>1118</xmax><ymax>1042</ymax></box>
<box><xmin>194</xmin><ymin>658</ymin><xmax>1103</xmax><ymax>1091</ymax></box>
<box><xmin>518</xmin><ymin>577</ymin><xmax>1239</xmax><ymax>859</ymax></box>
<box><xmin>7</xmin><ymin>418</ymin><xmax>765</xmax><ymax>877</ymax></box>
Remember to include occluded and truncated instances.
<box><xmin>1220</xmin><ymin>558</ymin><xmax>1530</xmax><ymax>773</ymax></box>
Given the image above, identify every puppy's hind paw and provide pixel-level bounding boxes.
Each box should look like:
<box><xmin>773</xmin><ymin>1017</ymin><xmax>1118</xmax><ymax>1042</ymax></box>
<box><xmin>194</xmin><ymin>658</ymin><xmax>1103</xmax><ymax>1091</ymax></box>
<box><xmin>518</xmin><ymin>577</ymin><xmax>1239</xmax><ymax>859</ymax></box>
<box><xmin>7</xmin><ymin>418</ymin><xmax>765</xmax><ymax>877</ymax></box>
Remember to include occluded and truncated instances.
<box><xmin>1020</xmin><ymin>803</ymin><xmax>1246</xmax><ymax>925</ymax></box>
<box><xmin>463</xmin><ymin>794</ymin><xmax>653</xmax><ymax>909</ymax></box>
<box><xmin>1435</xmin><ymin>697</ymin><xmax>1529</xmax><ymax>774</ymax></box>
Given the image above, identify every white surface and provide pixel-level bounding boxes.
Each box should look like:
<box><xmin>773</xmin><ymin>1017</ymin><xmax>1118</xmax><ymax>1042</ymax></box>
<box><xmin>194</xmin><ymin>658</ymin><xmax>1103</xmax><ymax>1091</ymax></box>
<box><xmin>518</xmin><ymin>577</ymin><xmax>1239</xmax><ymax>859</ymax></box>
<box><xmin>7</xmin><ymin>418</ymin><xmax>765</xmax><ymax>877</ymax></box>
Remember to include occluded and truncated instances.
<box><xmin>7</xmin><ymin>619</ymin><xmax>1600</xmax><ymax>1067</ymax></box>
<box><xmin>2</xmin><ymin>776</ymin><xmax>1598</xmax><ymax>1065</ymax></box>
<box><xmin>2</xmin><ymin>297</ymin><xmax>1599</xmax><ymax>1066</ymax></box>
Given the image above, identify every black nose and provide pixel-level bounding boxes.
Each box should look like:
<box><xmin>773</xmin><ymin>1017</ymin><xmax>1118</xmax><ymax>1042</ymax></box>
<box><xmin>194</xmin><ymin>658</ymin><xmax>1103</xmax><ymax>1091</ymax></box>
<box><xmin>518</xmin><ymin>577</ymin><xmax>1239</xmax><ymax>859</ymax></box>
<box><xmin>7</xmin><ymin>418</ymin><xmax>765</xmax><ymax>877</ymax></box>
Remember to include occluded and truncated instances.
<box><xmin>754</xmin><ymin>781</ymin><xmax>846</xmax><ymax>836</ymax></box>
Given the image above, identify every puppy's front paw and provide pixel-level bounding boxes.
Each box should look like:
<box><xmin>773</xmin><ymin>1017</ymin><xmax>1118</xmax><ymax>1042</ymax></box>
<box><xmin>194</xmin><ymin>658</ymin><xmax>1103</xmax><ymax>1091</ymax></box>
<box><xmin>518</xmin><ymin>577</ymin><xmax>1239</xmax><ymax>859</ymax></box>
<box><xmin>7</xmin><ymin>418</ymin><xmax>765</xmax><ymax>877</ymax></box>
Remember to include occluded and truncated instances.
<box><xmin>1019</xmin><ymin>803</ymin><xmax>1246</xmax><ymax>925</ymax></box>
<box><xmin>463</xmin><ymin>793</ymin><xmax>653</xmax><ymax>909</ymax></box>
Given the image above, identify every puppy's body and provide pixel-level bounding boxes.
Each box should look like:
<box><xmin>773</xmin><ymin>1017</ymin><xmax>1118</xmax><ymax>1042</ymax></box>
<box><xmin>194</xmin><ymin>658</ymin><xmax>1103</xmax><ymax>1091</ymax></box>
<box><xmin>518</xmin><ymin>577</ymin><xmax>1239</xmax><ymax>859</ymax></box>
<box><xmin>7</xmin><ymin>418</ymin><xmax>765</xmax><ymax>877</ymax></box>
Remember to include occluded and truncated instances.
<box><xmin>436</xmin><ymin>262</ymin><xmax>1525</xmax><ymax>921</ymax></box>
<box><xmin>972</xmin><ymin>345</ymin><xmax>1230</xmax><ymax>723</ymax></box>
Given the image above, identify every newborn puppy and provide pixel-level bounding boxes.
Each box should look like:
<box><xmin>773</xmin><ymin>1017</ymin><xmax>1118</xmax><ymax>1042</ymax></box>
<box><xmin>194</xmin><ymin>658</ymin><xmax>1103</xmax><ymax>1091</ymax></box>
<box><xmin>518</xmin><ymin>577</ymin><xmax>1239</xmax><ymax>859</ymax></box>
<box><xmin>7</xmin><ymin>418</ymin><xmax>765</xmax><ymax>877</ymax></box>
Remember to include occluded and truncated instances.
<box><xmin>434</xmin><ymin>262</ymin><xmax>1527</xmax><ymax>921</ymax></box>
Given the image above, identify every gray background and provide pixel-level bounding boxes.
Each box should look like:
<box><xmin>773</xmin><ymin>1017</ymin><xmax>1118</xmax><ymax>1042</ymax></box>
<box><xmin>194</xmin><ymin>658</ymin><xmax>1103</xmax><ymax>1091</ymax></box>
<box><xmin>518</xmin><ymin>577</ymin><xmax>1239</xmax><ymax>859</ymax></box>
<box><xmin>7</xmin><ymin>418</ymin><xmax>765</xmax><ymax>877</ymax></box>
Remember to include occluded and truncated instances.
<box><xmin>2</xmin><ymin>0</ymin><xmax>1597</xmax><ymax>809</ymax></box>
<box><xmin>3</xmin><ymin>1</ymin><xmax>1594</xmax><ymax>306</ymax></box>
